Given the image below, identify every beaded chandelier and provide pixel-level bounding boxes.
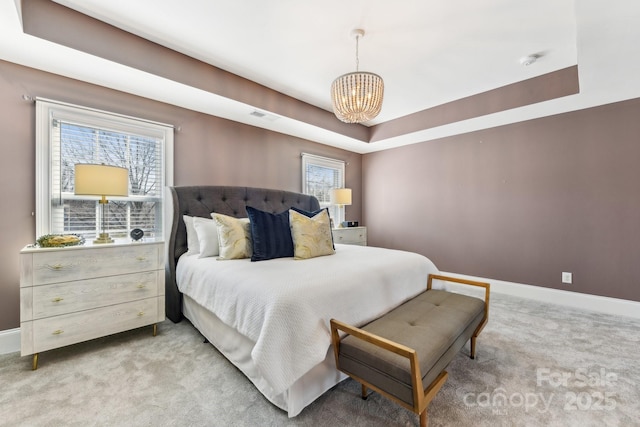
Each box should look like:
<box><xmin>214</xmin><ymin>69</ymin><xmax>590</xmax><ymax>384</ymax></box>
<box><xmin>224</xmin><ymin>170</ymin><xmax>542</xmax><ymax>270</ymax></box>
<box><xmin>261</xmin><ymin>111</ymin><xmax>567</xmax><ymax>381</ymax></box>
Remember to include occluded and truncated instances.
<box><xmin>331</xmin><ymin>29</ymin><xmax>384</xmax><ymax>124</ymax></box>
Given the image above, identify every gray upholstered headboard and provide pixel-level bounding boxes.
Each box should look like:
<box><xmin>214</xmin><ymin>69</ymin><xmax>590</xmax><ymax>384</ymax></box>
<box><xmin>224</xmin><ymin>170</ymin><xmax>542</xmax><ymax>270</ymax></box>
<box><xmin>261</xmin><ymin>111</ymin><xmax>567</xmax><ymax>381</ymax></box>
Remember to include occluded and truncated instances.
<box><xmin>165</xmin><ymin>185</ymin><xmax>320</xmax><ymax>322</ymax></box>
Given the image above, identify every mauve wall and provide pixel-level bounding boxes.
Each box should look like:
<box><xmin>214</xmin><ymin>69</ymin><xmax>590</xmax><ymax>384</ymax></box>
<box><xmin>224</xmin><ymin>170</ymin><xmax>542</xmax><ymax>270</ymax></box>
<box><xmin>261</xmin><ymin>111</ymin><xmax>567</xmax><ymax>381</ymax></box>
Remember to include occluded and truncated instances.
<box><xmin>363</xmin><ymin>98</ymin><xmax>640</xmax><ymax>302</ymax></box>
<box><xmin>0</xmin><ymin>60</ymin><xmax>362</xmax><ymax>331</ymax></box>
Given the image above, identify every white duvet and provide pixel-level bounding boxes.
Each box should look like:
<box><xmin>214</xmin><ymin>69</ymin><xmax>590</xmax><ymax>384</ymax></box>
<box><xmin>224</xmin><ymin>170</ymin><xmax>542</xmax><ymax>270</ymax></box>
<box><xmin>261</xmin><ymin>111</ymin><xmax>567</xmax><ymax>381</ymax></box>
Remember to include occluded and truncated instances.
<box><xmin>176</xmin><ymin>244</ymin><xmax>439</xmax><ymax>396</ymax></box>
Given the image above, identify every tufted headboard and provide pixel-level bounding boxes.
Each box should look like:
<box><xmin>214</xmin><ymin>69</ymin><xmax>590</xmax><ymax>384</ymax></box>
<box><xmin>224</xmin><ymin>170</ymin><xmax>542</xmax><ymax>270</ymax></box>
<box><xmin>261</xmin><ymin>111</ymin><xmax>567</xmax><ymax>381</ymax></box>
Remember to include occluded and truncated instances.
<box><xmin>165</xmin><ymin>185</ymin><xmax>320</xmax><ymax>322</ymax></box>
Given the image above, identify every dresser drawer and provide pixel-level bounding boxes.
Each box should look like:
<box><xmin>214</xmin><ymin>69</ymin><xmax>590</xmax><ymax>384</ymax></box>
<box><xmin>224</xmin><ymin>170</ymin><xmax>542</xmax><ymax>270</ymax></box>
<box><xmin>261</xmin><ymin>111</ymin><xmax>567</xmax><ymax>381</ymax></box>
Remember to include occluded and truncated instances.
<box><xmin>30</xmin><ymin>271</ymin><xmax>161</xmax><ymax>320</ymax></box>
<box><xmin>28</xmin><ymin>297</ymin><xmax>159</xmax><ymax>354</ymax></box>
<box><xmin>26</xmin><ymin>244</ymin><xmax>162</xmax><ymax>285</ymax></box>
<box><xmin>333</xmin><ymin>227</ymin><xmax>367</xmax><ymax>245</ymax></box>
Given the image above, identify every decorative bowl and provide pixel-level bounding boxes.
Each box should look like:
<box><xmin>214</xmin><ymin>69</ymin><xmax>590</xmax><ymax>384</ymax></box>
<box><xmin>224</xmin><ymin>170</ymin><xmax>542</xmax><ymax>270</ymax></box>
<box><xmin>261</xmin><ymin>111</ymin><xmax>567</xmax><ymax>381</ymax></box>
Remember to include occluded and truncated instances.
<box><xmin>36</xmin><ymin>234</ymin><xmax>86</xmax><ymax>248</ymax></box>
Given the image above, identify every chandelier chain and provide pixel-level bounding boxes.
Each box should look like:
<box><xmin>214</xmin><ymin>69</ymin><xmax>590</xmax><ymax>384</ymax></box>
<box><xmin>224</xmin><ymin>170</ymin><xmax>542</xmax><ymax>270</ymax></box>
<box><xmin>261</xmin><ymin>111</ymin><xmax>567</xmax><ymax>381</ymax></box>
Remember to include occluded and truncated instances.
<box><xmin>355</xmin><ymin>35</ymin><xmax>360</xmax><ymax>72</ymax></box>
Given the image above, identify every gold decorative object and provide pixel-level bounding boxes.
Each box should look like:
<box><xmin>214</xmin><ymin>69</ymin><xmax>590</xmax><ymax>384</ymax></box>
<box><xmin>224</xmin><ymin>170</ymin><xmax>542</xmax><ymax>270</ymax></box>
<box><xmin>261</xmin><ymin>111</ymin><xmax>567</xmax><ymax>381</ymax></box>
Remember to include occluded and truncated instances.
<box><xmin>36</xmin><ymin>234</ymin><xmax>85</xmax><ymax>248</ymax></box>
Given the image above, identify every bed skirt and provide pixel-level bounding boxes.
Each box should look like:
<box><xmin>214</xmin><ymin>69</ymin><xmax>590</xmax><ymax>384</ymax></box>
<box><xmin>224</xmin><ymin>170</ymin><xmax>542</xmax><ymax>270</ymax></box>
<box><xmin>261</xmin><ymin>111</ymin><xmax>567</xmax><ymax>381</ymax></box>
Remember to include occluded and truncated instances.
<box><xmin>182</xmin><ymin>295</ymin><xmax>346</xmax><ymax>417</ymax></box>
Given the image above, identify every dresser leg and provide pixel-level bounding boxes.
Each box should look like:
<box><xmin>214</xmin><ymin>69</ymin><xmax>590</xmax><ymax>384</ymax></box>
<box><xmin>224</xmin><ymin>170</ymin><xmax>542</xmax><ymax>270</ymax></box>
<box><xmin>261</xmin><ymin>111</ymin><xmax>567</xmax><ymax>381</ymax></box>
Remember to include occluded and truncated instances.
<box><xmin>153</xmin><ymin>324</ymin><xmax>157</xmax><ymax>337</ymax></box>
<box><xmin>32</xmin><ymin>353</ymin><xmax>39</xmax><ymax>370</ymax></box>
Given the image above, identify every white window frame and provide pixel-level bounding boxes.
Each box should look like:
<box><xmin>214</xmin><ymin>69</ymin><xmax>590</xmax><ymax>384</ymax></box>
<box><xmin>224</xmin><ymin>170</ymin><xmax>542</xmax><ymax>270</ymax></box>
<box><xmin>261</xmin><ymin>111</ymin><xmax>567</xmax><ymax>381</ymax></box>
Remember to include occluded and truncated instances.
<box><xmin>35</xmin><ymin>98</ymin><xmax>174</xmax><ymax>241</ymax></box>
<box><xmin>301</xmin><ymin>153</ymin><xmax>346</xmax><ymax>225</ymax></box>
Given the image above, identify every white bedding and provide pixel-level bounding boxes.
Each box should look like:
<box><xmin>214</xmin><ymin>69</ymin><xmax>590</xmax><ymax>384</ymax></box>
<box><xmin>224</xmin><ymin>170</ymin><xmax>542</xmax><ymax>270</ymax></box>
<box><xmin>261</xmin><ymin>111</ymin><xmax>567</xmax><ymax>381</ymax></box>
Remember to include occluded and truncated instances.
<box><xmin>176</xmin><ymin>244</ymin><xmax>439</xmax><ymax>399</ymax></box>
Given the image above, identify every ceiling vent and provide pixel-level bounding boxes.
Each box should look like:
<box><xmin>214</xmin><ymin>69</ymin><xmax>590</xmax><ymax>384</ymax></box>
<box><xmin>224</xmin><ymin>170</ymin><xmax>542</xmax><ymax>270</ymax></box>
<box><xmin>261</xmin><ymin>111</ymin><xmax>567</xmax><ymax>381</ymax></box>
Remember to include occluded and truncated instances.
<box><xmin>250</xmin><ymin>110</ymin><xmax>280</xmax><ymax>121</ymax></box>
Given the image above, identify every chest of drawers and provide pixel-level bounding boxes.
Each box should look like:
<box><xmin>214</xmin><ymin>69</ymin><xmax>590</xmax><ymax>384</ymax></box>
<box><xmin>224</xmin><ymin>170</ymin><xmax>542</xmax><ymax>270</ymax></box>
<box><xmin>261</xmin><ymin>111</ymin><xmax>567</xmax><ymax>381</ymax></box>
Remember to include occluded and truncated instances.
<box><xmin>20</xmin><ymin>240</ymin><xmax>165</xmax><ymax>369</ymax></box>
<box><xmin>332</xmin><ymin>226</ymin><xmax>367</xmax><ymax>246</ymax></box>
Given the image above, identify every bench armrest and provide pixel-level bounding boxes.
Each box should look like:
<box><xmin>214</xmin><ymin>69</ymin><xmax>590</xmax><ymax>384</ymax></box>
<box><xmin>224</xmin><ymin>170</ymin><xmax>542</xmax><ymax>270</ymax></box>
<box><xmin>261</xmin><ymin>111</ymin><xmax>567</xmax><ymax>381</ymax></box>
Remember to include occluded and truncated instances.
<box><xmin>428</xmin><ymin>273</ymin><xmax>490</xmax><ymax>295</ymax></box>
<box><xmin>330</xmin><ymin>318</ymin><xmax>425</xmax><ymax>411</ymax></box>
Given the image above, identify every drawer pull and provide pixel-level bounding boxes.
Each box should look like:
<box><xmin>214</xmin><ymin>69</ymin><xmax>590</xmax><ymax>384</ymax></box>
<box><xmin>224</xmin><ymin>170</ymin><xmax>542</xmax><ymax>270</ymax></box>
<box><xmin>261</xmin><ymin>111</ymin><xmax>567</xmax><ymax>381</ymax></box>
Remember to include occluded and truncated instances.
<box><xmin>137</xmin><ymin>311</ymin><xmax>145</xmax><ymax>317</ymax></box>
<box><xmin>136</xmin><ymin>256</ymin><xmax>147</xmax><ymax>261</ymax></box>
<box><xmin>52</xmin><ymin>329</ymin><xmax>64</xmax><ymax>335</ymax></box>
<box><xmin>51</xmin><ymin>297</ymin><xmax>64</xmax><ymax>303</ymax></box>
<box><xmin>136</xmin><ymin>284</ymin><xmax>146</xmax><ymax>289</ymax></box>
<box><xmin>47</xmin><ymin>264</ymin><xmax>65</xmax><ymax>270</ymax></box>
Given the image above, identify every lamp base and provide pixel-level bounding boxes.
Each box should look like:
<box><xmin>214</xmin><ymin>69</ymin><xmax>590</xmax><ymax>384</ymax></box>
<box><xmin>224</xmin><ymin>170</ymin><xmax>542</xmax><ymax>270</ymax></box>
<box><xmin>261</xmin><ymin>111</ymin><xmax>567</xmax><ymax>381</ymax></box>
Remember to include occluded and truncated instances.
<box><xmin>93</xmin><ymin>233</ymin><xmax>114</xmax><ymax>244</ymax></box>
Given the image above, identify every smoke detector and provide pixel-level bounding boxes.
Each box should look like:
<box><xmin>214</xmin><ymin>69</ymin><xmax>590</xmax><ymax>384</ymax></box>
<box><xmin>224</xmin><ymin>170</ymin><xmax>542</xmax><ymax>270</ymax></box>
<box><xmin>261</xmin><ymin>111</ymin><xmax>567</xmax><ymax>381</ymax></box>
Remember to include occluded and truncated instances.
<box><xmin>520</xmin><ymin>54</ymin><xmax>540</xmax><ymax>66</ymax></box>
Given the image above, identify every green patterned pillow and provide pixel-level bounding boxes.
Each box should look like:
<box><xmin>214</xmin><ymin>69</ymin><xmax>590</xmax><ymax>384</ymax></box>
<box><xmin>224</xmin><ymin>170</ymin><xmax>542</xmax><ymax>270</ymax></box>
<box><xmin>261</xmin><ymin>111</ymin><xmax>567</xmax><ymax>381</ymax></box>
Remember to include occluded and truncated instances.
<box><xmin>289</xmin><ymin>209</ymin><xmax>335</xmax><ymax>260</ymax></box>
<box><xmin>211</xmin><ymin>213</ymin><xmax>252</xmax><ymax>260</ymax></box>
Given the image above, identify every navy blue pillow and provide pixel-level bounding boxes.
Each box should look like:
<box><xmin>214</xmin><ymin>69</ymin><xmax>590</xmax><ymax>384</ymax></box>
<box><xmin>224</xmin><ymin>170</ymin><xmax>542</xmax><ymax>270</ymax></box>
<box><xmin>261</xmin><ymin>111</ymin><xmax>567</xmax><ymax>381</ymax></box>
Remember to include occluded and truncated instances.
<box><xmin>246</xmin><ymin>206</ymin><xmax>294</xmax><ymax>261</ymax></box>
<box><xmin>289</xmin><ymin>207</ymin><xmax>335</xmax><ymax>249</ymax></box>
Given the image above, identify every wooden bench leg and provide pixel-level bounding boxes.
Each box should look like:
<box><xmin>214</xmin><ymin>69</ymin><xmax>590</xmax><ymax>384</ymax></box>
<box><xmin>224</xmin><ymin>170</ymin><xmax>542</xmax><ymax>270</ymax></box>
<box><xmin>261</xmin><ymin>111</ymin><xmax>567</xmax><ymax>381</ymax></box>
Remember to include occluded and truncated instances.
<box><xmin>470</xmin><ymin>336</ymin><xmax>477</xmax><ymax>359</ymax></box>
<box><xmin>361</xmin><ymin>384</ymin><xmax>368</xmax><ymax>400</ymax></box>
<box><xmin>420</xmin><ymin>409</ymin><xmax>428</xmax><ymax>427</ymax></box>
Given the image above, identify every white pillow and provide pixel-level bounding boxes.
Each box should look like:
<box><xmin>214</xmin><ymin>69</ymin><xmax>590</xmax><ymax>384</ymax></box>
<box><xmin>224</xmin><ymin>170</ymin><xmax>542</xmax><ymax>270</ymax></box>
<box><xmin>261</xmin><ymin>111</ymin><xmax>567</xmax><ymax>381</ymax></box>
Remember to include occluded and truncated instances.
<box><xmin>192</xmin><ymin>216</ymin><xmax>220</xmax><ymax>258</ymax></box>
<box><xmin>211</xmin><ymin>213</ymin><xmax>252</xmax><ymax>260</ymax></box>
<box><xmin>183</xmin><ymin>215</ymin><xmax>200</xmax><ymax>255</ymax></box>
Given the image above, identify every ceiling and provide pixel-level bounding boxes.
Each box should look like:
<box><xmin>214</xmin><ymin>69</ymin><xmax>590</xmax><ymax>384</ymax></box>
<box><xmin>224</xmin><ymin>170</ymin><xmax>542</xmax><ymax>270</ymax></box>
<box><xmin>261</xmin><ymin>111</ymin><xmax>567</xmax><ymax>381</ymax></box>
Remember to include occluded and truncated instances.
<box><xmin>2</xmin><ymin>0</ymin><xmax>640</xmax><ymax>153</ymax></box>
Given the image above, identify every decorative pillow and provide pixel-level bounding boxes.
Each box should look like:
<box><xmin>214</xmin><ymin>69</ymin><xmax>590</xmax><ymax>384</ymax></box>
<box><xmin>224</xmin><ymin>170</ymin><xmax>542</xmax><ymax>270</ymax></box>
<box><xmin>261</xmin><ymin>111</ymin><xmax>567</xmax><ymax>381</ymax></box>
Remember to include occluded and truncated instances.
<box><xmin>192</xmin><ymin>216</ymin><xmax>220</xmax><ymax>258</ymax></box>
<box><xmin>246</xmin><ymin>206</ymin><xmax>294</xmax><ymax>261</ymax></box>
<box><xmin>289</xmin><ymin>209</ymin><xmax>335</xmax><ymax>260</ymax></box>
<box><xmin>183</xmin><ymin>215</ymin><xmax>200</xmax><ymax>255</ymax></box>
<box><xmin>211</xmin><ymin>213</ymin><xmax>252</xmax><ymax>260</ymax></box>
<box><xmin>290</xmin><ymin>207</ymin><xmax>335</xmax><ymax>249</ymax></box>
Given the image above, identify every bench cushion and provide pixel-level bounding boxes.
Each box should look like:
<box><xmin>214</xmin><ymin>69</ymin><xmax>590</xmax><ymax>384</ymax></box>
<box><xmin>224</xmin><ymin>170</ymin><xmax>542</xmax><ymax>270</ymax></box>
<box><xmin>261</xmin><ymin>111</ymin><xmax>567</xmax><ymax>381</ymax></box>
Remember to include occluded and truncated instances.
<box><xmin>338</xmin><ymin>290</ymin><xmax>485</xmax><ymax>406</ymax></box>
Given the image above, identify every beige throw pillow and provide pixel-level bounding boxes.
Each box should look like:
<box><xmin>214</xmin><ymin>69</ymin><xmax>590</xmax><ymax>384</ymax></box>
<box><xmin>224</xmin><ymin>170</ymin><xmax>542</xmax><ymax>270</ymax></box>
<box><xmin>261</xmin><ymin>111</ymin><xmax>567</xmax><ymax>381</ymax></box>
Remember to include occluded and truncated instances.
<box><xmin>211</xmin><ymin>213</ymin><xmax>252</xmax><ymax>260</ymax></box>
<box><xmin>289</xmin><ymin>209</ymin><xmax>335</xmax><ymax>260</ymax></box>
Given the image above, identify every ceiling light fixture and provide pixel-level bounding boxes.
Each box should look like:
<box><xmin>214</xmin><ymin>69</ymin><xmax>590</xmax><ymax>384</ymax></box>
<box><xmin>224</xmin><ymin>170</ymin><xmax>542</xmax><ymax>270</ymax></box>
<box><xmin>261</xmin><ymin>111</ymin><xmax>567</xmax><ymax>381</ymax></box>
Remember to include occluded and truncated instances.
<box><xmin>331</xmin><ymin>29</ymin><xmax>384</xmax><ymax>124</ymax></box>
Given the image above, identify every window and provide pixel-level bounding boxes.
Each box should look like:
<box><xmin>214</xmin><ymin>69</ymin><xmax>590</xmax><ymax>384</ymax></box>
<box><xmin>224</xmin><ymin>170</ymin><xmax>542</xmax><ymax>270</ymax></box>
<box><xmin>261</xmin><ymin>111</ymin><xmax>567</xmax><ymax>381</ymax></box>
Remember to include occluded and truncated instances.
<box><xmin>36</xmin><ymin>99</ymin><xmax>174</xmax><ymax>241</ymax></box>
<box><xmin>301</xmin><ymin>153</ymin><xmax>346</xmax><ymax>225</ymax></box>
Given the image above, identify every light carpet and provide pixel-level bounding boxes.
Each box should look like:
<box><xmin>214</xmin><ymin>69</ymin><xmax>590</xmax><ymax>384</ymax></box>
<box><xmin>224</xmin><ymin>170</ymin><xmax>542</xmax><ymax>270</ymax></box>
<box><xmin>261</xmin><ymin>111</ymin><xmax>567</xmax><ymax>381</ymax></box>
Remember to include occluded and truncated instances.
<box><xmin>1</xmin><ymin>292</ymin><xmax>639</xmax><ymax>427</ymax></box>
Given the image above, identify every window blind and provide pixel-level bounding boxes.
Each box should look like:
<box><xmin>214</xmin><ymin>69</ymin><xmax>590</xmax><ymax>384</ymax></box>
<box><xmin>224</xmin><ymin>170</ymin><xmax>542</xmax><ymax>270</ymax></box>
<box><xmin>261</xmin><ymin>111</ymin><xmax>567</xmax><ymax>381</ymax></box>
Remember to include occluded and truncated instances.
<box><xmin>301</xmin><ymin>153</ymin><xmax>345</xmax><ymax>224</ymax></box>
<box><xmin>36</xmin><ymin>98</ymin><xmax>173</xmax><ymax>240</ymax></box>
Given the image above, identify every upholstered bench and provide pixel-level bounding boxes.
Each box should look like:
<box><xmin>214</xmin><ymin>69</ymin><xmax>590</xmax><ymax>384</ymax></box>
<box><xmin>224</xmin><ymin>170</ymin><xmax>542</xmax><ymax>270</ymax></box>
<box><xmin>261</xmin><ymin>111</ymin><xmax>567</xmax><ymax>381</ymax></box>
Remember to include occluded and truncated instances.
<box><xmin>330</xmin><ymin>274</ymin><xmax>489</xmax><ymax>427</ymax></box>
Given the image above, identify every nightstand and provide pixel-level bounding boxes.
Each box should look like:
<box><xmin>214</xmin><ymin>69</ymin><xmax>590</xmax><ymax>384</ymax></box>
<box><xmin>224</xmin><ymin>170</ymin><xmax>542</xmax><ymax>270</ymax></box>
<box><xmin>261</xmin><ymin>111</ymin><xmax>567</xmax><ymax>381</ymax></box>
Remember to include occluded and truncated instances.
<box><xmin>20</xmin><ymin>240</ymin><xmax>165</xmax><ymax>369</ymax></box>
<box><xmin>332</xmin><ymin>226</ymin><xmax>367</xmax><ymax>246</ymax></box>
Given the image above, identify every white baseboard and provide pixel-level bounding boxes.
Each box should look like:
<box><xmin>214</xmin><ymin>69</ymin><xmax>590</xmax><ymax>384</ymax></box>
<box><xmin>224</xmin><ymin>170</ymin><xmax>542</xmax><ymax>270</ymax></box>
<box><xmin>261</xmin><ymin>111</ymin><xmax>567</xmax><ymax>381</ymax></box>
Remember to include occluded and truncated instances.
<box><xmin>440</xmin><ymin>271</ymin><xmax>640</xmax><ymax>320</ymax></box>
<box><xmin>0</xmin><ymin>328</ymin><xmax>20</xmax><ymax>355</ymax></box>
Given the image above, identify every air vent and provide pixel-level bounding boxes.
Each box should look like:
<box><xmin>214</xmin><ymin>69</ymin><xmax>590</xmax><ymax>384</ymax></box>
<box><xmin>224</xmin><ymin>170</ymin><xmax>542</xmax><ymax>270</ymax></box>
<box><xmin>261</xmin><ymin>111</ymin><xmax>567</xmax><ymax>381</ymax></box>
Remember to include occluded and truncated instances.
<box><xmin>249</xmin><ymin>110</ymin><xmax>280</xmax><ymax>122</ymax></box>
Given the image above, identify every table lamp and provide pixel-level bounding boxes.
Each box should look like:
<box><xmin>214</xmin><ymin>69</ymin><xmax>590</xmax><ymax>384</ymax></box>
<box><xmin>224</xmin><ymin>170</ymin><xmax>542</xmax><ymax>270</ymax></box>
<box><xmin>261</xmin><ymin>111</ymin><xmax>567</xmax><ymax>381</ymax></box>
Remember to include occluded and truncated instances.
<box><xmin>74</xmin><ymin>163</ymin><xmax>129</xmax><ymax>244</ymax></box>
<box><xmin>331</xmin><ymin>188</ymin><xmax>352</xmax><ymax>227</ymax></box>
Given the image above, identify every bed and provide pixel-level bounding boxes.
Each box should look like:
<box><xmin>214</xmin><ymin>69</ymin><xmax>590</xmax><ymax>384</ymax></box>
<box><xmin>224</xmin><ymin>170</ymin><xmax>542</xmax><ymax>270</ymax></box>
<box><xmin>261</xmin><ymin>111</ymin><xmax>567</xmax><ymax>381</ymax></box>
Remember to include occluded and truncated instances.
<box><xmin>165</xmin><ymin>185</ymin><xmax>439</xmax><ymax>417</ymax></box>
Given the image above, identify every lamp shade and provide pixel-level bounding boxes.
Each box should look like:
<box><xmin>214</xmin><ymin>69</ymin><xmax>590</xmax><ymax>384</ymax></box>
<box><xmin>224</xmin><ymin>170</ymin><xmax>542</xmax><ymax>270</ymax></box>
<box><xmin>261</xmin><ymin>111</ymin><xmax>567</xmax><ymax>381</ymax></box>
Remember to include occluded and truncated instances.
<box><xmin>331</xmin><ymin>188</ymin><xmax>352</xmax><ymax>206</ymax></box>
<box><xmin>74</xmin><ymin>164</ymin><xmax>128</xmax><ymax>197</ymax></box>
